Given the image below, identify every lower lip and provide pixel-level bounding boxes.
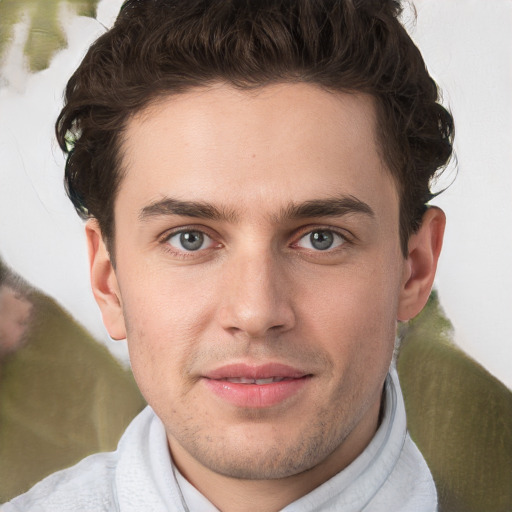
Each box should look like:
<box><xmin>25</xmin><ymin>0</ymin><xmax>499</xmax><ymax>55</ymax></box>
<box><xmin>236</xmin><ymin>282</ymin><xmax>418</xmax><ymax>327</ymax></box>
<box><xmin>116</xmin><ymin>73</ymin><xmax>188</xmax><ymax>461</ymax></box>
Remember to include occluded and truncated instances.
<box><xmin>203</xmin><ymin>377</ymin><xmax>310</xmax><ymax>408</ymax></box>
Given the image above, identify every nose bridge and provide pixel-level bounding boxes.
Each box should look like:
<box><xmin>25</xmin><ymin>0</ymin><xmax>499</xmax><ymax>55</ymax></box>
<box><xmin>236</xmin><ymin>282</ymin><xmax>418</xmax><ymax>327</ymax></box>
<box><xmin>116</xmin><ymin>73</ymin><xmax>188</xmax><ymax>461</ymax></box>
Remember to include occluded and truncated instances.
<box><xmin>219</xmin><ymin>244</ymin><xmax>295</xmax><ymax>338</ymax></box>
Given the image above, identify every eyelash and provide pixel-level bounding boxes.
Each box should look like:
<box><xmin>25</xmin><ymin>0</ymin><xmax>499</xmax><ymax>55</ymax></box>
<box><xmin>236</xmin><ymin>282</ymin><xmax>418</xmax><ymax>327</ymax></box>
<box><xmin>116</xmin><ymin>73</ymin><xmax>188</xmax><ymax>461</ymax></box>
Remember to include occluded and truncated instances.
<box><xmin>292</xmin><ymin>227</ymin><xmax>350</xmax><ymax>252</ymax></box>
<box><xmin>158</xmin><ymin>225</ymin><xmax>353</xmax><ymax>258</ymax></box>
<box><xmin>159</xmin><ymin>226</ymin><xmax>221</xmax><ymax>259</ymax></box>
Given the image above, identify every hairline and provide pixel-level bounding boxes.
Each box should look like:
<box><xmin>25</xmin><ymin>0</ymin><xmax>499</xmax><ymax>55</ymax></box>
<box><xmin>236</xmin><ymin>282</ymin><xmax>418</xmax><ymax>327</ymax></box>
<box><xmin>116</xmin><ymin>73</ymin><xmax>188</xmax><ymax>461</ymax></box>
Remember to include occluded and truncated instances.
<box><xmin>103</xmin><ymin>81</ymin><xmax>410</xmax><ymax>264</ymax></box>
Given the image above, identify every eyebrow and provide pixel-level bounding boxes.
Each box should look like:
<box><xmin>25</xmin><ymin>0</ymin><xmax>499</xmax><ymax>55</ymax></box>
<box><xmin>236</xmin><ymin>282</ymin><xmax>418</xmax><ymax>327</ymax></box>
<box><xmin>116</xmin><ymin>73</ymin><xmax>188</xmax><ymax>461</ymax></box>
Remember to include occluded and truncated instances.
<box><xmin>139</xmin><ymin>198</ymin><xmax>238</xmax><ymax>222</ymax></box>
<box><xmin>282</xmin><ymin>196</ymin><xmax>374</xmax><ymax>220</ymax></box>
<box><xmin>138</xmin><ymin>195</ymin><xmax>374</xmax><ymax>223</ymax></box>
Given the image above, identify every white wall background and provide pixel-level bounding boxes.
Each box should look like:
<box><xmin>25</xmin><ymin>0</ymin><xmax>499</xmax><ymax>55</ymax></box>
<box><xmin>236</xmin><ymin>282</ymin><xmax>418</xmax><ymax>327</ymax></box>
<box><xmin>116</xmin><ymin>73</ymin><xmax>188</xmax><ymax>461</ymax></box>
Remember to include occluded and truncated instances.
<box><xmin>1</xmin><ymin>0</ymin><xmax>511</xmax><ymax>387</ymax></box>
<box><xmin>405</xmin><ymin>0</ymin><xmax>512</xmax><ymax>390</ymax></box>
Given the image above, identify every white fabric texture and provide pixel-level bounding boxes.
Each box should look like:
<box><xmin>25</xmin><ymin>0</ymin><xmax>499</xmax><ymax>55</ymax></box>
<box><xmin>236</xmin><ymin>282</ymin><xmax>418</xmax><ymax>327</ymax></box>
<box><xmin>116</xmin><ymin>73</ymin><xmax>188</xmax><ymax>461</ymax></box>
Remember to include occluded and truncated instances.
<box><xmin>2</xmin><ymin>368</ymin><xmax>437</xmax><ymax>512</ymax></box>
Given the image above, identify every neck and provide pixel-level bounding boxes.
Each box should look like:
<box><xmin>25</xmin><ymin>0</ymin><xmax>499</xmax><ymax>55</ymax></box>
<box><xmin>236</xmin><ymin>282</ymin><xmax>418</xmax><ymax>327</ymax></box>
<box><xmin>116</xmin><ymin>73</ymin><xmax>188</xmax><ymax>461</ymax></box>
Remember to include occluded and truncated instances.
<box><xmin>169</xmin><ymin>398</ymin><xmax>381</xmax><ymax>512</ymax></box>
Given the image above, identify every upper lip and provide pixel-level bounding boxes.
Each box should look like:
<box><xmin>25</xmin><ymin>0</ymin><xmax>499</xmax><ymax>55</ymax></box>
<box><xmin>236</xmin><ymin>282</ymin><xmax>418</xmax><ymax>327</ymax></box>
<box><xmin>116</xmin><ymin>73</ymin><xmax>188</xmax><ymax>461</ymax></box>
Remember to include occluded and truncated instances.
<box><xmin>203</xmin><ymin>363</ymin><xmax>309</xmax><ymax>380</ymax></box>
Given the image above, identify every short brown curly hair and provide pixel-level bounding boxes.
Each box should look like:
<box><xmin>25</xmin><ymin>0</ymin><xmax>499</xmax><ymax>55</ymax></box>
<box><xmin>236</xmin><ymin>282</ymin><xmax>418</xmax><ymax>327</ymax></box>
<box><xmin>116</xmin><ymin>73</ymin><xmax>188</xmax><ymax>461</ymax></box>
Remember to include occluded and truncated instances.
<box><xmin>56</xmin><ymin>0</ymin><xmax>454</xmax><ymax>259</ymax></box>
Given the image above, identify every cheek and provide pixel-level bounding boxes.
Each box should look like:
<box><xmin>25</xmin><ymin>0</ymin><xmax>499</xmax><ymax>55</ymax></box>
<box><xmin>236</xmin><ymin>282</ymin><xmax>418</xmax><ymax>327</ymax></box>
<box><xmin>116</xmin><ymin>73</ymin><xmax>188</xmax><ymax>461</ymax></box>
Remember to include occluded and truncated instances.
<box><xmin>120</xmin><ymin>259</ymin><xmax>217</xmax><ymax>337</ymax></box>
<box><xmin>119</xmin><ymin>267</ymin><xmax>219</xmax><ymax>398</ymax></box>
<box><xmin>299</xmin><ymin>258</ymin><xmax>401</xmax><ymax>367</ymax></box>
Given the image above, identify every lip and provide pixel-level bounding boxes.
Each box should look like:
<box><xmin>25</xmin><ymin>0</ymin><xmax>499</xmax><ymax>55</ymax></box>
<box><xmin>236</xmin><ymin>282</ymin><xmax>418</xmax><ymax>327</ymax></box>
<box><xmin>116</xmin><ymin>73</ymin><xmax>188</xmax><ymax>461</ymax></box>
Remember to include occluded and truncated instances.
<box><xmin>202</xmin><ymin>363</ymin><xmax>311</xmax><ymax>408</ymax></box>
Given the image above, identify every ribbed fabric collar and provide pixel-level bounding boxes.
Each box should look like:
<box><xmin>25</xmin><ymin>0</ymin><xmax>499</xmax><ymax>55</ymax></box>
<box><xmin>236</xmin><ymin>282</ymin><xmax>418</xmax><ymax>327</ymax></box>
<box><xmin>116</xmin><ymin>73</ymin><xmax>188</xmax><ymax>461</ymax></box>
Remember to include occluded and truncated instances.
<box><xmin>114</xmin><ymin>367</ymin><xmax>435</xmax><ymax>512</ymax></box>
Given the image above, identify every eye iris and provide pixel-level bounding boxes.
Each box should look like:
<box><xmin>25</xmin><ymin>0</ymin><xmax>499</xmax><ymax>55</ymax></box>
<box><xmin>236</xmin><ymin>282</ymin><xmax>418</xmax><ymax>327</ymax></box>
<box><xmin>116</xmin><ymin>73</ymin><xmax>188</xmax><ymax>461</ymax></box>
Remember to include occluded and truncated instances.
<box><xmin>310</xmin><ymin>230</ymin><xmax>334</xmax><ymax>250</ymax></box>
<box><xmin>180</xmin><ymin>231</ymin><xmax>204</xmax><ymax>251</ymax></box>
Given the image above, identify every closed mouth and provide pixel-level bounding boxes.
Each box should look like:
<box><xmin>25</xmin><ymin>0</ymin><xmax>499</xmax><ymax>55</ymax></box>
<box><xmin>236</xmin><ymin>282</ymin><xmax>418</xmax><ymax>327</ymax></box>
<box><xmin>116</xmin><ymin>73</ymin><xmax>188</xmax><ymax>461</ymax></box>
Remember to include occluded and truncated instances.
<box><xmin>202</xmin><ymin>363</ymin><xmax>312</xmax><ymax>407</ymax></box>
<box><xmin>218</xmin><ymin>376</ymin><xmax>301</xmax><ymax>385</ymax></box>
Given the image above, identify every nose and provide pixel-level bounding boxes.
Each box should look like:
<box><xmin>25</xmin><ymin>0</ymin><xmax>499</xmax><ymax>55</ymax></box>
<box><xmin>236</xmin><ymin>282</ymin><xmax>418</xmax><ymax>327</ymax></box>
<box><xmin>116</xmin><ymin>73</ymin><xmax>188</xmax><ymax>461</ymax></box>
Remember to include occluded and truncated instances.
<box><xmin>218</xmin><ymin>250</ymin><xmax>296</xmax><ymax>339</ymax></box>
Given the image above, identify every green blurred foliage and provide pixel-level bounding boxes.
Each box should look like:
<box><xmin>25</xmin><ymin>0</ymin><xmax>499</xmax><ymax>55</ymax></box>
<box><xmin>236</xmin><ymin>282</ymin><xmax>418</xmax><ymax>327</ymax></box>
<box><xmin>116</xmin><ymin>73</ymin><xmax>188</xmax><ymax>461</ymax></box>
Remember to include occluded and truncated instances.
<box><xmin>0</xmin><ymin>0</ymin><xmax>99</xmax><ymax>72</ymax></box>
<box><xmin>398</xmin><ymin>291</ymin><xmax>512</xmax><ymax>512</ymax></box>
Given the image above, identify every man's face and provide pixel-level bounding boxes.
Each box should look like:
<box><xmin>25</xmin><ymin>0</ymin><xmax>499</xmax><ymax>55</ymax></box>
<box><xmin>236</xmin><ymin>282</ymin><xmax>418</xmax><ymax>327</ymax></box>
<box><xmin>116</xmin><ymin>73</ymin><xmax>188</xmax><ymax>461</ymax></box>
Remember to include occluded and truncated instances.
<box><xmin>100</xmin><ymin>84</ymin><xmax>410</xmax><ymax>482</ymax></box>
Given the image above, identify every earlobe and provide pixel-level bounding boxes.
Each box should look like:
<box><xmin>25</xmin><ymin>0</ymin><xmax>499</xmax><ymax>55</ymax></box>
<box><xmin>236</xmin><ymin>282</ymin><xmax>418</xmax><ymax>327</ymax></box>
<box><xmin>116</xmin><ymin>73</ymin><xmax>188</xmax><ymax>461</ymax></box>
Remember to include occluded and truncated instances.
<box><xmin>85</xmin><ymin>220</ymin><xmax>127</xmax><ymax>340</ymax></box>
<box><xmin>397</xmin><ymin>207</ymin><xmax>446</xmax><ymax>322</ymax></box>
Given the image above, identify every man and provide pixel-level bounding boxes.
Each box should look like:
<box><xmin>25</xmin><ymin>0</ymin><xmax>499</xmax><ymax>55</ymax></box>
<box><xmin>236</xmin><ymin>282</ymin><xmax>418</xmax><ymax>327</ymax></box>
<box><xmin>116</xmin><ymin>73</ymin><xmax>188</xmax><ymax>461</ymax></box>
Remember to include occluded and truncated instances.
<box><xmin>2</xmin><ymin>0</ymin><xmax>453</xmax><ymax>510</ymax></box>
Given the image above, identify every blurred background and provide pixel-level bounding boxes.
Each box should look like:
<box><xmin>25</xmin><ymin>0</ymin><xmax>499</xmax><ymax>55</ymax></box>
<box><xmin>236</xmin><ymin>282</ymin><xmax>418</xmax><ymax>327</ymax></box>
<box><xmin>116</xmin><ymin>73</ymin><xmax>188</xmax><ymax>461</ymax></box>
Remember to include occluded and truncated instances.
<box><xmin>1</xmin><ymin>0</ymin><xmax>511</xmax><ymax>388</ymax></box>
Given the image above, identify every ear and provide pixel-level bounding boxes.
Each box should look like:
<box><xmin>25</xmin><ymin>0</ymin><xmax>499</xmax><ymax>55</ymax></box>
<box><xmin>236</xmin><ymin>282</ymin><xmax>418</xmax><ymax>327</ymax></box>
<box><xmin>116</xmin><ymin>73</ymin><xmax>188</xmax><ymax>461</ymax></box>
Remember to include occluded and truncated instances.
<box><xmin>397</xmin><ymin>207</ymin><xmax>446</xmax><ymax>321</ymax></box>
<box><xmin>85</xmin><ymin>220</ymin><xmax>127</xmax><ymax>340</ymax></box>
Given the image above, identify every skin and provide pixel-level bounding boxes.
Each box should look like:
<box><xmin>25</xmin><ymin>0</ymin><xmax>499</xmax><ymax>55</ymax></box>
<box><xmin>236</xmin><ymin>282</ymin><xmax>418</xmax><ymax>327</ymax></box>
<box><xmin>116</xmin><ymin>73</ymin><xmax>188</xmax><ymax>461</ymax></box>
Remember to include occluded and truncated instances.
<box><xmin>87</xmin><ymin>83</ymin><xmax>445</xmax><ymax>512</ymax></box>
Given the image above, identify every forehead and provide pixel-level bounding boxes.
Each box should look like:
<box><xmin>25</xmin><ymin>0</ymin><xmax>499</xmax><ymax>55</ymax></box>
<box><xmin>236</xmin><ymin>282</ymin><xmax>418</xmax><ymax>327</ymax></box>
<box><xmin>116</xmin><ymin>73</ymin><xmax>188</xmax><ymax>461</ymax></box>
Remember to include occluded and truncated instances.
<box><xmin>118</xmin><ymin>83</ymin><xmax>398</xmax><ymax>220</ymax></box>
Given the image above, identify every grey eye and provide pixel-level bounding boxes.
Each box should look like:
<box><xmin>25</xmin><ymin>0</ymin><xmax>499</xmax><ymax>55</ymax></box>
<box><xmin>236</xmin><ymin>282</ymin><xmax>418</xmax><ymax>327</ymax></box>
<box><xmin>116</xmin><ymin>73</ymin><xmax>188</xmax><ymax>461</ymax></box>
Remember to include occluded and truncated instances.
<box><xmin>168</xmin><ymin>230</ymin><xmax>210</xmax><ymax>251</ymax></box>
<box><xmin>180</xmin><ymin>231</ymin><xmax>204</xmax><ymax>250</ymax></box>
<box><xmin>310</xmin><ymin>230</ymin><xmax>334</xmax><ymax>250</ymax></box>
<box><xmin>296</xmin><ymin>229</ymin><xmax>345</xmax><ymax>251</ymax></box>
